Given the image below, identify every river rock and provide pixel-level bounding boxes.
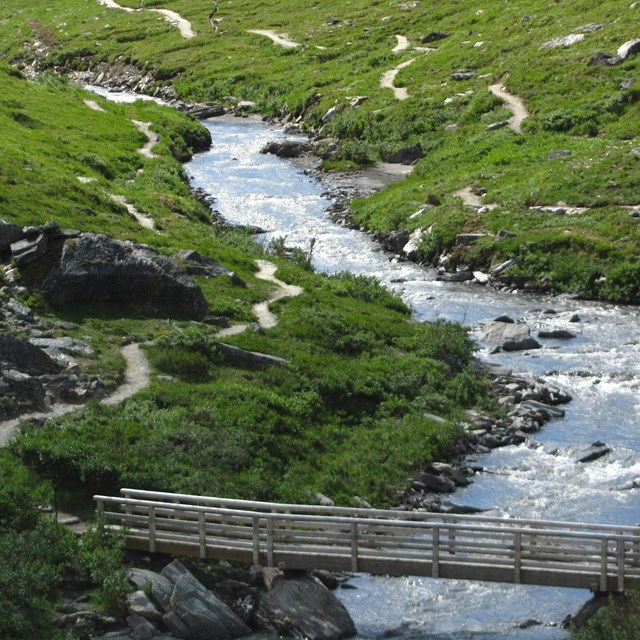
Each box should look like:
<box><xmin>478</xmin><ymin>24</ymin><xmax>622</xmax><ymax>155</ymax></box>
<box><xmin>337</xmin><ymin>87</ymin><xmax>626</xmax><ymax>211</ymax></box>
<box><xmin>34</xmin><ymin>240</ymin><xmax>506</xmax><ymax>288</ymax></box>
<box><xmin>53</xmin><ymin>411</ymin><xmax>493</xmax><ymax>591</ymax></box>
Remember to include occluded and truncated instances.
<box><xmin>479</xmin><ymin>321</ymin><xmax>542</xmax><ymax>352</ymax></box>
<box><xmin>402</xmin><ymin>228</ymin><xmax>424</xmax><ymax>260</ymax></box>
<box><xmin>538</xmin><ymin>328</ymin><xmax>577</xmax><ymax>339</ymax></box>
<box><xmin>577</xmin><ymin>445</ymin><xmax>611</xmax><ymax>464</ymax></box>
<box><xmin>187</xmin><ymin>103</ymin><xmax>226</xmax><ymax>119</ymax></box>
<box><xmin>261</xmin><ymin>140</ymin><xmax>312</xmax><ymax>158</ymax></box>
<box><xmin>255</xmin><ymin>576</ymin><xmax>356</xmax><ymax>640</ymax></box>
<box><xmin>40</xmin><ymin>234</ymin><xmax>208</xmax><ymax>320</ymax></box>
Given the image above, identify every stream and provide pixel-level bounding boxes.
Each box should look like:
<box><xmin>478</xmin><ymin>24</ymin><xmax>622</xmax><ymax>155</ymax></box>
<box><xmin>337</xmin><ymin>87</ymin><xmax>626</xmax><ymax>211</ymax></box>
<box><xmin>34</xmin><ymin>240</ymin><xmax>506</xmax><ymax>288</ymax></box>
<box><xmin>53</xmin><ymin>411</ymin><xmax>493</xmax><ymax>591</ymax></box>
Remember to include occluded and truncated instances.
<box><xmin>186</xmin><ymin>116</ymin><xmax>640</xmax><ymax>639</ymax></box>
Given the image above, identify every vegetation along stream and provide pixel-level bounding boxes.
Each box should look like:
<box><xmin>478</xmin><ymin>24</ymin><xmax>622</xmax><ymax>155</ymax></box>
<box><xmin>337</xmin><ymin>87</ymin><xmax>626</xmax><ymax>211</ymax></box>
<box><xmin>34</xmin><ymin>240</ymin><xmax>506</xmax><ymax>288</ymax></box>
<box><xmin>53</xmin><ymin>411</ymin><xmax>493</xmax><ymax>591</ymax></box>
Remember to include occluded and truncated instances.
<box><xmin>187</xmin><ymin>116</ymin><xmax>640</xmax><ymax>639</ymax></box>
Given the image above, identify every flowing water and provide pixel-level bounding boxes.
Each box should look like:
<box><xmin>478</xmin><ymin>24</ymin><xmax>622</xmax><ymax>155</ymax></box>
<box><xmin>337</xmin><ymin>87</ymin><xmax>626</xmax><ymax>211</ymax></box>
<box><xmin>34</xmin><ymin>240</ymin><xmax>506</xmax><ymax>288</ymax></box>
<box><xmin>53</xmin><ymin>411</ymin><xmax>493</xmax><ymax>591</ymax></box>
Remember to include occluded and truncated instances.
<box><xmin>186</xmin><ymin>116</ymin><xmax>640</xmax><ymax>639</ymax></box>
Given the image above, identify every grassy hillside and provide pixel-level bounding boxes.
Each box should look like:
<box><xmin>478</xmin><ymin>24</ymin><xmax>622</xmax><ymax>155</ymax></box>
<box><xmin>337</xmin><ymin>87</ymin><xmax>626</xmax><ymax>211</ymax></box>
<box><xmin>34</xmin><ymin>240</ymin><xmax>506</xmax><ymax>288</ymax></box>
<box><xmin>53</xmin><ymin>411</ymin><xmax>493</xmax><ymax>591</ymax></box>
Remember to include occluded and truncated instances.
<box><xmin>2</xmin><ymin>0</ymin><xmax>639</xmax><ymax>299</ymax></box>
<box><xmin>0</xmin><ymin>2</ymin><xmax>637</xmax><ymax>635</ymax></box>
<box><xmin>0</xmin><ymin>0</ymin><xmax>640</xmax><ymax>302</ymax></box>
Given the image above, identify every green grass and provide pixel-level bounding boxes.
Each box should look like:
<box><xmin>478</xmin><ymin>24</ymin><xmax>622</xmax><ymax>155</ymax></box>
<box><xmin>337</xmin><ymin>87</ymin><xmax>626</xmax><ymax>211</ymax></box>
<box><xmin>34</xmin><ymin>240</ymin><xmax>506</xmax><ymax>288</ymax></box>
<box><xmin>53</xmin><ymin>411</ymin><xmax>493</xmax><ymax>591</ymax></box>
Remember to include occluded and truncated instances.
<box><xmin>3</xmin><ymin>0</ymin><xmax>636</xmax><ymax>299</ymax></box>
<box><xmin>0</xmin><ymin>2</ymin><xmax>638</xmax><ymax>632</ymax></box>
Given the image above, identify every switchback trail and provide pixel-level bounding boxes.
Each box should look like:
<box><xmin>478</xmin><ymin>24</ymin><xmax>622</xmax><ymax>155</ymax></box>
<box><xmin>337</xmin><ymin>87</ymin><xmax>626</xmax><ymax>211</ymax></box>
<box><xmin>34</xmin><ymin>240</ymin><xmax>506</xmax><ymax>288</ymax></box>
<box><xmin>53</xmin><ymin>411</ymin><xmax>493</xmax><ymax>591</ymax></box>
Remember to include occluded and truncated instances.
<box><xmin>215</xmin><ymin>259</ymin><xmax>303</xmax><ymax>337</ymax></box>
<box><xmin>96</xmin><ymin>0</ymin><xmax>195</xmax><ymax>39</ymax></box>
<box><xmin>247</xmin><ymin>29</ymin><xmax>300</xmax><ymax>48</ymax></box>
<box><xmin>488</xmin><ymin>77</ymin><xmax>529</xmax><ymax>133</ymax></box>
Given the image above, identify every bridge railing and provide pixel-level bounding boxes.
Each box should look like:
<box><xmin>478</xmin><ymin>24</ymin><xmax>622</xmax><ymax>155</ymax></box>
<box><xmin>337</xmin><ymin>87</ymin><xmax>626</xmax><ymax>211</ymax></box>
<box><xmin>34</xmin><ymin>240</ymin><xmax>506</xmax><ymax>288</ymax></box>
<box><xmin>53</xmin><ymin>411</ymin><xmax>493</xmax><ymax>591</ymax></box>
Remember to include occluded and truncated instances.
<box><xmin>94</xmin><ymin>490</ymin><xmax>640</xmax><ymax>592</ymax></box>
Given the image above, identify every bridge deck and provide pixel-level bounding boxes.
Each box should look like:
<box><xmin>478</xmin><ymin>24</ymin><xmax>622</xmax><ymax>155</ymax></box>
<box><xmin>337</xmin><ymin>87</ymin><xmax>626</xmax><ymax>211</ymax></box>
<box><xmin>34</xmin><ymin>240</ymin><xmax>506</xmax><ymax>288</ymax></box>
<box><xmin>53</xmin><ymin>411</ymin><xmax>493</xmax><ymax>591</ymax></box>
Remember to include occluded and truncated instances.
<box><xmin>95</xmin><ymin>489</ymin><xmax>640</xmax><ymax>592</ymax></box>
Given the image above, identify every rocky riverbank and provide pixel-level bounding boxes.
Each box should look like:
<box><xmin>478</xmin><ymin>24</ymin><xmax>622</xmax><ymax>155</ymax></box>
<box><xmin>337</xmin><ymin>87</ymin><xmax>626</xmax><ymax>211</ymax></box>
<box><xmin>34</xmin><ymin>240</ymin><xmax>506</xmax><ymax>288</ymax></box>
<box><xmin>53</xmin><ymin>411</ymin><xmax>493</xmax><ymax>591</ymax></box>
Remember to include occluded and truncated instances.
<box><xmin>71</xmin><ymin>558</ymin><xmax>356</xmax><ymax>640</ymax></box>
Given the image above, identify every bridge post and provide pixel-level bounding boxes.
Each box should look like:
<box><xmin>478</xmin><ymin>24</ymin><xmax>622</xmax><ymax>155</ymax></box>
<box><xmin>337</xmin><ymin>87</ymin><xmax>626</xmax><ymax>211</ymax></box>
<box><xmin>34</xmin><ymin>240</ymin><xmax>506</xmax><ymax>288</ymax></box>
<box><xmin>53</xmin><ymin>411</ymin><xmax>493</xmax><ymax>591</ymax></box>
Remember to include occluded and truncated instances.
<box><xmin>252</xmin><ymin>516</ymin><xmax>260</xmax><ymax>564</ymax></box>
<box><xmin>198</xmin><ymin>512</ymin><xmax>207</xmax><ymax>560</ymax></box>
<box><xmin>514</xmin><ymin>531</ymin><xmax>522</xmax><ymax>584</ymax></box>
<box><xmin>600</xmin><ymin>538</ymin><xmax>610</xmax><ymax>592</ymax></box>
<box><xmin>432</xmin><ymin>527</ymin><xmax>440</xmax><ymax>579</ymax></box>
<box><xmin>448</xmin><ymin>520</ymin><xmax>456</xmax><ymax>555</ymax></box>
<box><xmin>267</xmin><ymin>518</ymin><xmax>274</xmax><ymax>567</ymax></box>
<box><xmin>350</xmin><ymin>522</ymin><xmax>359</xmax><ymax>572</ymax></box>
<box><xmin>617</xmin><ymin>538</ymin><xmax>625</xmax><ymax>592</ymax></box>
<box><xmin>148</xmin><ymin>506</ymin><xmax>156</xmax><ymax>554</ymax></box>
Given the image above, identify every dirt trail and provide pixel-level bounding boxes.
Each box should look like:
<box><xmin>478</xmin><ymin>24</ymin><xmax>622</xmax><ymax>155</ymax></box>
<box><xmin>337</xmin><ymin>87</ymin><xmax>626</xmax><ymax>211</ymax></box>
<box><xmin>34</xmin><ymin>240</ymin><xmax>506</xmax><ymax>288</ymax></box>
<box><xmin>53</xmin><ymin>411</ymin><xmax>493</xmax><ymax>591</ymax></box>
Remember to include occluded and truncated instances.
<box><xmin>132</xmin><ymin>120</ymin><xmax>160</xmax><ymax>158</ymax></box>
<box><xmin>102</xmin><ymin>343</ymin><xmax>151</xmax><ymax>406</ymax></box>
<box><xmin>83</xmin><ymin>99</ymin><xmax>106</xmax><ymax>112</ymax></box>
<box><xmin>109</xmin><ymin>193</ymin><xmax>156</xmax><ymax>230</ymax></box>
<box><xmin>392</xmin><ymin>34</ymin><xmax>410</xmax><ymax>52</ymax></box>
<box><xmin>96</xmin><ymin>0</ymin><xmax>195</xmax><ymax>39</ymax></box>
<box><xmin>380</xmin><ymin>58</ymin><xmax>415</xmax><ymax>100</ymax></box>
<box><xmin>247</xmin><ymin>29</ymin><xmax>300</xmax><ymax>48</ymax></box>
<box><xmin>216</xmin><ymin>260</ymin><xmax>303</xmax><ymax>337</ymax></box>
<box><xmin>488</xmin><ymin>77</ymin><xmax>529</xmax><ymax>134</ymax></box>
<box><xmin>0</xmin><ymin>343</ymin><xmax>152</xmax><ymax>444</ymax></box>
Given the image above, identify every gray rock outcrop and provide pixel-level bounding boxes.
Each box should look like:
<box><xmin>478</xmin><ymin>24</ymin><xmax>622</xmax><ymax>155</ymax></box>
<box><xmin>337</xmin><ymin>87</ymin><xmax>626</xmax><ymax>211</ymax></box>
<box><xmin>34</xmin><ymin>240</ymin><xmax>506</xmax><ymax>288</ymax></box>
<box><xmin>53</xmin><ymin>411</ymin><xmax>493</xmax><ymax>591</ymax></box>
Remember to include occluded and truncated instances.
<box><xmin>126</xmin><ymin>561</ymin><xmax>251</xmax><ymax>640</ymax></box>
<box><xmin>40</xmin><ymin>234</ymin><xmax>208</xmax><ymax>320</ymax></box>
<box><xmin>255</xmin><ymin>576</ymin><xmax>356</xmax><ymax>640</ymax></box>
<box><xmin>172</xmin><ymin>250</ymin><xmax>229</xmax><ymax>277</ymax></box>
<box><xmin>0</xmin><ymin>332</ymin><xmax>60</xmax><ymax>375</ymax></box>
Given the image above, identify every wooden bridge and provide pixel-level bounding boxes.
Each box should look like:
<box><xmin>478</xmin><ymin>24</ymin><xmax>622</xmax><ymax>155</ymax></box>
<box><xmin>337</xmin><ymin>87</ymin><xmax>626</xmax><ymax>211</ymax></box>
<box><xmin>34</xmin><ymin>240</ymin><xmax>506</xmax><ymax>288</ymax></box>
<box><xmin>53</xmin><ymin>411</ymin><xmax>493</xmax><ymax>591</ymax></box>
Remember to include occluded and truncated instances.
<box><xmin>95</xmin><ymin>489</ymin><xmax>640</xmax><ymax>592</ymax></box>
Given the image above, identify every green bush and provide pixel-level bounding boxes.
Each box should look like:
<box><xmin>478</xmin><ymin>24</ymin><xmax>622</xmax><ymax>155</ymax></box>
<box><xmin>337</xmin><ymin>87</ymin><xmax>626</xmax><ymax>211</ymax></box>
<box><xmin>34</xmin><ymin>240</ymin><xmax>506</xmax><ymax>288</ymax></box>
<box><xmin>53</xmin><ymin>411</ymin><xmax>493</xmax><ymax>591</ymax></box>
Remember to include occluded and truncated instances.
<box><xmin>572</xmin><ymin>592</ymin><xmax>640</xmax><ymax>640</ymax></box>
<box><xmin>80</xmin><ymin>518</ymin><xmax>130</xmax><ymax>614</ymax></box>
<box><xmin>0</xmin><ymin>519</ymin><xmax>75</xmax><ymax>640</ymax></box>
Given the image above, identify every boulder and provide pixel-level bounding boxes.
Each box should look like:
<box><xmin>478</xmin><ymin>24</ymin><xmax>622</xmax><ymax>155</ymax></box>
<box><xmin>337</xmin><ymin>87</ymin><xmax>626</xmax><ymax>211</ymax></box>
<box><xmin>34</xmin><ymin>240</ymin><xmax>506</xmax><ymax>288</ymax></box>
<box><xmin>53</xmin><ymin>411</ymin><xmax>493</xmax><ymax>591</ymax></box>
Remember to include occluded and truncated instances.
<box><xmin>414</xmin><ymin>472</ymin><xmax>456</xmax><ymax>493</ymax></box>
<box><xmin>128</xmin><ymin>569</ymin><xmax>174</xmax><ymax>612</ymax></box>
<box><xmin>187</xmin><ymin>103</ymin><xmax>226</xmax><ymax>119</ymax></box>
<box><xmin>402</xmin><ymin>228</ymin><xmax>424</xmax><ymax>260</ymax></box>
<box><xmin>0</xmin><ymin>333</ymin><xmax>60</xmax><ymax>375</ymax></box>
<box><xmin>0</xmin><ymin>220</ymin><xmax>25</xmax><ymax>251</ymax></box>
<box><xmin>215</xmin><ymin>342</ymin><xmax>290</xmax><ymax>367</ymax></box>
<box><xmin>11</xmin><ymin>233</ymin><xmax>48</xmax><ymax>267</ymax></box>
<box><xmin>435</xmin><ymin>271</ymin><xmax>474</xmax><ymax>282</ymax></box>
<box><xmin>126</xmin><ymin>591</ymin><xmax>164</xmax><ymax>624</ymax></box>
<box><xmin>164</xmin><ymin>564</ymin><xmax>252</xmax><ymax>640</ymax></box>
<box><xmin>40</xmin><ymin>234</ymin><xmax>208</xmax><ymax>320</ymax></box>
<box><xmin>385</xmin><ymin>230</ymin><xmax>410</xmax><ymax>253</ymax></box>
<box><xmin>618</xmin><ymin>38</ymin><xmax>640</xmax><ymax>60</ymax></box>
<box><xmin>421</xmin><ymin>31</ymin><xmax>449</xmax><ymax>43</ymax></box>
<box><xmin>450</xmin><ymin>69</ymin><xmax>476</xmax><ymax>81</ymax></box>
<box><xmin>479</xmin><ymin>321</ymin><xmax>542</xmax><ymax>352</ymax></box>
<box><xmin>577</xmin><ymin>445</ymin><xmax>611</xmax><ymax>464</ymax></box>
<box><xmin>540</xmin><ymin>34</ymin><xmax>585</xmax><ymax>48</ymax></box>
<box><xmin>127</xmin><ymin>614</ymin><xmax>160</xmax><ymax>640</ymax></box>
<box><xmin>385</xmin><ymin>144</ymin><xmax>424</xmax><ymax>164</ymax></box>
<box><xmin>261</xmin><ymin>140</ymin><xmax>311</xmax><ymax>158</ymax></box>
<box><xmin>538</xmin><ymin>328</ymin><xmax>577</xmax><ymax>339</ymax></box>
<box><xmin>172</xmin><ymin>250</ymin><xmax>229</xmax><ymax>277</ymax></box>
<box><xmin>588</xmin><ymin>52</ymin><xmax>620</xmax><ymax>66</ymax></box>
<box><xmin>255</xmin><ymin>576</ymin><xmax>356</xmax><ymax>640</ymax></box>
<box><xmin>29</xmin><ymin>336</ymin><xmax>95</xmax><ymax>356</ymax></box>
